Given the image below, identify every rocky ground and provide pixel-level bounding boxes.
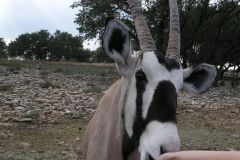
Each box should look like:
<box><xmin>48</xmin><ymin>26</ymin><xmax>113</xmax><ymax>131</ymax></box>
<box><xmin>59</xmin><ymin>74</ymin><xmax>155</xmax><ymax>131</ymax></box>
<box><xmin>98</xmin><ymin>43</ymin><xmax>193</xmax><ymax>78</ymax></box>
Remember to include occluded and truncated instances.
<box><xmin>0</xmin><ymin>63</ymin><xmax>118</xmax><ymax>160</ymax></box>
<box><xmin>0</xmin><ymin>68</ymin><xmax>96</xmax><ymax>123</ymax></box>
<box><xmin>0</xmin><ymin>62</ymin><xmax>239</xmax><ymax>160</ymax></box>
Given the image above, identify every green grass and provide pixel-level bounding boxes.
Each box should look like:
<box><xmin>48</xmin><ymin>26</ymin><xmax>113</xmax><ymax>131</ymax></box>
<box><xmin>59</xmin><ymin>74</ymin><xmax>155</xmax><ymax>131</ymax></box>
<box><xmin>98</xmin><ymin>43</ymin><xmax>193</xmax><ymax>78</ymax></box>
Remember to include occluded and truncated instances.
<box><xmin>0</xmin><ymin>84</ymin><xmax>14</xmax><ymax>92</ymax></box>
<box><xmin>179</xmin><ymin>125</ymin><xmax>240</xmax><ymax>150</ymax></box>
<box><xmin>0</xmin><ymin>59</ymin><xmax>34</xmax><ymax>70</ymax></box>
<box><xmin>53</xmin><ymin>68</ymin><xmax>64</xmax><ymax>73</ymax></box>
<box><xmin>39</xmin><ymin>80</ymin><xmax>60</xmax><ymax>89</ymax></box>
<box><xmin>85</xmin><ymin>83</ymin><xmax>103</xmax><ymax>93</ymax></box>
<box><xmin>0</xmin><ymin>59</ymin><xmax>118</xmax><ymax>77</ymax></box>
<box><xmin>42</xmin><ymin>62</ymin><xmax>117</xmax><ymax>76</ymax></box>
<box><xmin>39</xmin><ymin>70</ymin><xmax>49</xmax><ymax>77</ymax></box>
<box><xmin>0</xmin><ymin>120</ymin><xmax>86</xmax><ymax>152</ymax></box>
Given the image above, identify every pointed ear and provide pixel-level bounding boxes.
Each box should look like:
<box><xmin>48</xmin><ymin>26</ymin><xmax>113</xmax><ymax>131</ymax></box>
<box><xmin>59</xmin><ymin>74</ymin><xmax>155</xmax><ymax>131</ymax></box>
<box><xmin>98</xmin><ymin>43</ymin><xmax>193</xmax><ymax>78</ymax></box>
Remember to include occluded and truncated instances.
<box><xmin>182</xmin><ymin>63</ymin><xmax>217</xmax><ymax>93</ymax></box>
<box><xmin>103</xmin><ymin>19</ymin><xmax>133</xmax><ymax>77</ymax></box>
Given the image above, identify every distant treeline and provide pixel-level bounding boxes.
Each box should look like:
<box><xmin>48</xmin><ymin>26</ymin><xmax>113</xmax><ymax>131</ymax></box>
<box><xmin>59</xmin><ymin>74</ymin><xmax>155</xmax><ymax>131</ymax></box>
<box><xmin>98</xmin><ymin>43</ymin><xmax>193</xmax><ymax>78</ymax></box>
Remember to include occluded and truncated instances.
<box><xmin>0</xmin><ymin>30</ymin><xmax>112</xmax><ymax>63</ymax></box>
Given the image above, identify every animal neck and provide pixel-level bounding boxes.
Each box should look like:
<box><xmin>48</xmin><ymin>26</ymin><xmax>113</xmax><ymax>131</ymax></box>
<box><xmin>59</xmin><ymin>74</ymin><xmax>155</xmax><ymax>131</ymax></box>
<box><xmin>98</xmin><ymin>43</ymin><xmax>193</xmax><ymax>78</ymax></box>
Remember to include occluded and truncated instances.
<box><xmin>99</xmin><ymin>56</ymin><xmax>140</xmax><ymax>159</ymax></box>
<box><xmin>98</xmin><ymin>78</ymin><xmax>132</xmax><ymax>160</ymax></box>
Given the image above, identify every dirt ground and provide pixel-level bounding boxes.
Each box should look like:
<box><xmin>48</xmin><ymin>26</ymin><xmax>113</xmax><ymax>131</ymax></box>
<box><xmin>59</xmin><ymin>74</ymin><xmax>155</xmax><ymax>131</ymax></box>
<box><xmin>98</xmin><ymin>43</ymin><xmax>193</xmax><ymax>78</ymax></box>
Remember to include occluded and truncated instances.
<box><xmin>0</xmin><ymin>61</ymin><xmax>239</xmax><ymax>160</ymax></box>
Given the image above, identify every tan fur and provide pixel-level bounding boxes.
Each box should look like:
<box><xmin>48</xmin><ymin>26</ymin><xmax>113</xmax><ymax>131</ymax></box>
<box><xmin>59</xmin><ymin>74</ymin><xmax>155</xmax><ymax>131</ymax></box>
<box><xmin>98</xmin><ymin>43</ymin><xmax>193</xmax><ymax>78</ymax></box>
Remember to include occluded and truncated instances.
<box><xmin>83</xmin><ymin>78</ymin><xmax>139</xmax><ymax>160</ymax></box>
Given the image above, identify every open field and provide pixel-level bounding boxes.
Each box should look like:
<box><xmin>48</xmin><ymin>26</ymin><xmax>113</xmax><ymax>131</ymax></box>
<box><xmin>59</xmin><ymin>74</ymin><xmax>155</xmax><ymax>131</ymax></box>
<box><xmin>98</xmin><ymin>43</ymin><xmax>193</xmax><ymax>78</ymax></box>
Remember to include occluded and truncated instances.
<box><xmin>0</xmin><ymin>60</ymin><xmax>240</xmax><ymax>159</ymax></box>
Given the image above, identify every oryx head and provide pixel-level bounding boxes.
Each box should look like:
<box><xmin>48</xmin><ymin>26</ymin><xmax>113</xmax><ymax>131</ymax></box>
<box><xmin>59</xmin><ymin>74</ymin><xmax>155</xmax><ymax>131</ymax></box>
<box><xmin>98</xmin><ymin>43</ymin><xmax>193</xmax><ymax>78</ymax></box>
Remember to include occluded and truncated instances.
<box><xmin>103</xmin><ymin>0</ymin><xmax>217</xmax><ymax>159</ymax></box>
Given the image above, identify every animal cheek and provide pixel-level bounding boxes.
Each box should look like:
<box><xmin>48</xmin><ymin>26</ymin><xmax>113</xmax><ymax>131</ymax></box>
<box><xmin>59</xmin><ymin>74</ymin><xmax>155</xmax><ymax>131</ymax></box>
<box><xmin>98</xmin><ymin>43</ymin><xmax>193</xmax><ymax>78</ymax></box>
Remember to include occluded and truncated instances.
<box><xmin>138</xmin><ymin>121</ymin><xmax>180</xmax><ymax>160</ymax></box>
<box><xmin>139</xmin><ymin>140</ymin><xmax>160</xmax><ymax>160</ymax></box>
<box><xmin>139</xmin><ymin>143</ymin><xmax>159</xmax><ymax>160</ymax></box>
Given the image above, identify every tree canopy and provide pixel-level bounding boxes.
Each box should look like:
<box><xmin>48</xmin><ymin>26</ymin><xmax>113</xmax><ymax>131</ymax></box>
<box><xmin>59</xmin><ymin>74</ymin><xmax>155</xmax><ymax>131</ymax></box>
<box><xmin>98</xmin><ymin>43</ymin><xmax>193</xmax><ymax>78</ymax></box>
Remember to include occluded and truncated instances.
<box><xmin>49</xmin><ymin>30</ymin><xmax>84</xmax><ymax>61</ymax></box>
<box><xmin>0</xmin><ymin>38</ymin><xmax>7</xmax><ymax>58</ymax></box>
<box><xmin>7</xmin><ymin>30</ymin><xmax>86</xmax><ymax>61</ymax></box>
<box><xmin>71</xmin><ymin>0</ymin><xmax>240</xmax><ymax>73</ymax></box>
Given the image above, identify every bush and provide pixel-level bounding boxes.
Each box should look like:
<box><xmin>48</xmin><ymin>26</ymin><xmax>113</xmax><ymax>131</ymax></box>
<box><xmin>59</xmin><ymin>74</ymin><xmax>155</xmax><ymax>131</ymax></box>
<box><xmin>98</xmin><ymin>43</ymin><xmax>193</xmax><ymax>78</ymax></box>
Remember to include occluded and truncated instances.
<box><xmin>0</xmin><ymin>85</ymin><xmax>14</xmax><ymax>92</ymax></box>
<box><xmin>39</xmin><ymin>80</ymin><xmax>59</xmax><ymax>89</ymax></box>
<box><xmin>90</xmin><ymin>47</ymin><xmax>112</xmax><ymax>63</ymax></box>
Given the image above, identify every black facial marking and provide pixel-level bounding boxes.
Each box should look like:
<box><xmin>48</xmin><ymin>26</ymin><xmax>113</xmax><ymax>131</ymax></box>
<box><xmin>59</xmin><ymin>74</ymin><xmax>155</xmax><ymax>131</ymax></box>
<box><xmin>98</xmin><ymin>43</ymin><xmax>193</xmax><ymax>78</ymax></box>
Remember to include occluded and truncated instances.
<box><xmin>109</xmin><ymin>29</ymin><xmax>126</xmax><ymax>53</ymax></box>
<box><xmin>161</xmin><ymin>146</ymin><xmax>167</xmax><ymax>154</ymax></box>
<box><xmin>122</xmin><ymin>131</ymin><xmax>137</xmax><ymax>160</ymax></box>
<box><xmin>122</xmin><ymin>79</ymin><xmax>177</xmax><ymax>159</ymax></box>
<box><xmin>154</xmin><ymin>52</ymin><xmax>180</xmax><ymax>70</ymax></box>
<box><xmin>136</xmin><ymin>69</ymin><xmax>147</xmax><ymax>82</ymax></box>
<box><xmin>140</xmin><ymin>52</ymin><xmax>144</xmax><ymax>60</ymax></box>
<box><xmin>122</xmin><ymin>70</ymin><xmax>148</xmax><ymax>159</ymax></box>
<box><xmin>133</xmin><ymin>69</ymin><xmax>149</xmax><ymax>140</ymax></box>
<box><xmin>148</xmin><ymin>155</ymin><xmax>154</xmax><ymax>160</ymax></box>
<box><xmin>184</xmin><ymin>69</ymin><xmax>208</xmax><ymax>89</ymax></box>
<box><xmin>146</xmin><ymin>81</ymin><xmax>177</xmax><ymax>123</ymax></box>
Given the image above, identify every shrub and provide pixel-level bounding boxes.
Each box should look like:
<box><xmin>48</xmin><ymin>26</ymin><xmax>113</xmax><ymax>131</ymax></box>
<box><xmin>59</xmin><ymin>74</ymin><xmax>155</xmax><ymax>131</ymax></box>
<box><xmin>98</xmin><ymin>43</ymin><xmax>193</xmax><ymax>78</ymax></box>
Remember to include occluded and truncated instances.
<box><xmin>0</xmin><ymin>85</ymin><xmax>14</xmax><ymax>92</ymax></box>
<box><xmin>39</xmin><ymin>80</ymin><xmax>59</xmax><ymax>89</ymax></box>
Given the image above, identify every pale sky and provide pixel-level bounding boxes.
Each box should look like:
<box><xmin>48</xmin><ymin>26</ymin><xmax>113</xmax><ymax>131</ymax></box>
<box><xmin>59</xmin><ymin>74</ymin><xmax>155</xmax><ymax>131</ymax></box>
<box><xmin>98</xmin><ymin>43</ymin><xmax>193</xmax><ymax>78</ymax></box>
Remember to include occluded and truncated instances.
<box><xmin>0</xmin><ymin>0</ymin><xmax>218</xmax><ymax>50</ymax></box>
<box><xmin>0</xmin><ymin>0</ymin><xmax>99</xmax><ymax>50</ymax></box>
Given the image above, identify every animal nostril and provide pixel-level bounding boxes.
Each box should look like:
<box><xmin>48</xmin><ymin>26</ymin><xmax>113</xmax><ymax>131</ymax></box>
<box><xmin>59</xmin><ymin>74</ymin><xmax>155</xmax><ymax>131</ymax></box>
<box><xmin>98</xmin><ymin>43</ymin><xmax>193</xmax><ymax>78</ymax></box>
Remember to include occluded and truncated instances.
<box><xmin>148</xmin><ymin>154</ymin><xmax>154</xmax><ymax>160</ymax></box>
<box><xmin>160</xmin><ymin>146</ymin><xmax>167</xmax><ymax>154</ymax></box>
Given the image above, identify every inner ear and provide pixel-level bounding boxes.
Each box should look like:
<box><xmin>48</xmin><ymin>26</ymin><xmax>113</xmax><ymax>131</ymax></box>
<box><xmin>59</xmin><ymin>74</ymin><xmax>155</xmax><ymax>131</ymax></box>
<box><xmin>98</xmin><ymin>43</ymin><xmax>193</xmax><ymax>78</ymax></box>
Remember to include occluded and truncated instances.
<box><xmin>103</xmin><ymin>19</ymin><xmax>133</xmax><ymax>77</ymax></box>
<box><xmin>109</xmin><ymin>29</ymin><xmax>125</xmax><ymax>54</ymax></box>
<box><xmin>103</xmin><ymin>19</ymin><xmax>131</xmax><ymax>65</ymax></box>
<box><xmin>184</xmin><ymin>69</ymin><xmax>209</xmax><ymax>88</ymax></box>
<box><xmin>183</xmin><ymin>64</ymin><xmax>217</xmax><ymax>93</ymax></box>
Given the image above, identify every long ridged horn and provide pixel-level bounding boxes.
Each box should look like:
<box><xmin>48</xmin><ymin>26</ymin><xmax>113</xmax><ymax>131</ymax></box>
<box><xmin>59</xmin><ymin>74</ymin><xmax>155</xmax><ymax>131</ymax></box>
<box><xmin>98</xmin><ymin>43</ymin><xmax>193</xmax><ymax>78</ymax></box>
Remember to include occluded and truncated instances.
<box><xmin>166</xmin><ymin>0</ymin><xmax>181</xmax><ymax>61</ymax></box>
<box><xmin>127</xmin><ymin>0</ymin><xmax>157</xmax><ymax>52</ymax></box>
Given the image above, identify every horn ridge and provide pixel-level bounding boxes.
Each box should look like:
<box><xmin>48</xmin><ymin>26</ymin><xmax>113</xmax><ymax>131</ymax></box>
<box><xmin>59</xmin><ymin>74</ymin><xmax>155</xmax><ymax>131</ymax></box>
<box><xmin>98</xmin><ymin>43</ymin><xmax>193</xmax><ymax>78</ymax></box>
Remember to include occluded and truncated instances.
<box><xmin>166</xmin><ymin>0</ymin><xmax>181</xmax><ymax>61</ymax></box>
<box><xmin>127</xmin><ymin>0</ymin><xmax>157</xmax><ymax>52</ymax></box>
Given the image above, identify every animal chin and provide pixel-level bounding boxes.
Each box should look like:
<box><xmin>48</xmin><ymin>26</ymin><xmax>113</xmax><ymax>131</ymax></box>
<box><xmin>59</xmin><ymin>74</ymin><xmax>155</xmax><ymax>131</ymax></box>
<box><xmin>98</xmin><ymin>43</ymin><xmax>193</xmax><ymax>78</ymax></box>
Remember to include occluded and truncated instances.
<box><xmin>138</xmin><ymin>121</ymin><xmax>180</xmax><ymax>160</ymax></box>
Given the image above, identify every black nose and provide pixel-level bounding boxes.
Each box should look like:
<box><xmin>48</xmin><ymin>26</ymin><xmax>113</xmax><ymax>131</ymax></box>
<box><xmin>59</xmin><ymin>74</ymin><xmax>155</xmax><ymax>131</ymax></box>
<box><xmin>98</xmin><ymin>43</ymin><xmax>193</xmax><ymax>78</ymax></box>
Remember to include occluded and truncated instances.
<box><xmin>147</xmin><ymin>146</ymin><xmax>167</xmax><ymax>160</ymax></box>
<box><xmin>148</xmin><ymin>155</ymin><xmax>154</xmax><ymax>160</ymax></box>
<box><xmin>160</xmin><ymin>146</ymin><xmax>167</xmax><ymax>154</ymax></box>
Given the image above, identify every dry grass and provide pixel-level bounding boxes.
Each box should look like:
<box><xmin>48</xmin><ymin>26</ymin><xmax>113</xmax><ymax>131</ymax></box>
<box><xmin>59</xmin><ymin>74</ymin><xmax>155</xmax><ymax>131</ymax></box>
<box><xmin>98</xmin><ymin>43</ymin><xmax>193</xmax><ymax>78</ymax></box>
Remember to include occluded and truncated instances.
<box><xmin>0</xmin><ymin>59</ymin><xmax>117</xmax><ymax>76</ymax></box>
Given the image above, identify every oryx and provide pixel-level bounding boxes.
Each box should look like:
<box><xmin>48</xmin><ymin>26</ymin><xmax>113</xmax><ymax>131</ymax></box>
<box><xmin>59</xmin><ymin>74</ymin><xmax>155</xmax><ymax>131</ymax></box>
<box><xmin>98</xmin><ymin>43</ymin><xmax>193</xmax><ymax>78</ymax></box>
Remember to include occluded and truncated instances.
<box><xmin>82</xmin><ymin>0</ymin><xmax>217</xmax><ymax>159</ymax></box>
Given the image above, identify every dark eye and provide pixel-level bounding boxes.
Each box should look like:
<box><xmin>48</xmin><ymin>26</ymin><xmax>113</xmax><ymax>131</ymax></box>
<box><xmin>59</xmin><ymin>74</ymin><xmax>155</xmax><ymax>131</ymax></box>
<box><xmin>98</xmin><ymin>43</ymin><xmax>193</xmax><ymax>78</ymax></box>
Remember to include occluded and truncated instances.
<box><xmin>135</xmin><ymin>70</ymin><xmax>147</xmax><ymax>81</ymax></box>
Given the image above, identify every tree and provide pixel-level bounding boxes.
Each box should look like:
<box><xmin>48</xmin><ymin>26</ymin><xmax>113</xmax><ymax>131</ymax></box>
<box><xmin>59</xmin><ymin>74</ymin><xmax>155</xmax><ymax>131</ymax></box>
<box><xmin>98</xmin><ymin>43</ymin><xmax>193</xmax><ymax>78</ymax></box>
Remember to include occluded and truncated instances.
<box><xmin>71</xmin><ymin>0</ymin><xmax>130</xmax><ymax>39</ymax></box>
<box><xmin>7</xmin><ymin>30</ymin><xmax>87</xmax><ymax>61</ymax></box>
<box><xmin>72</xmin><ymin>0</ymin><xmax>240</xmax><ymax>74</ymax></box>
<box><xmin>90</xmin><ymin>47</ymin><xmax>113</xmax><ymax>63</ymax></box>
<box><xmin>49</xmin><ymin>30</ymin><xmax>84</xmax><ymax>61</ymax></box>
<box><xmin>8</xmin><ymin>33</ymin><xmax>32</xmax><ymax>58</ymax></box>
<box><xmin>71</xmin><ymin>0</ymin><xmax>180</xmax><ymax>51</ymax></box>
<box><xmin>0</xmin><ymin>38</ymin><xmax>7</xmax><ymax>58</ymax></box>
<box><xmin>31</xmin><ymin>30</ymin><xmax>51</xmax><ymax>60</ymax></box>
<box><xmin>179</xmin><ymin>0</ymin><xmax>240</xmax><ymax>66</ymax></box>
<box><xmin>8</xmin><ymin>30</ymin><xmax>51</xmax><ymax>60</ymax></box>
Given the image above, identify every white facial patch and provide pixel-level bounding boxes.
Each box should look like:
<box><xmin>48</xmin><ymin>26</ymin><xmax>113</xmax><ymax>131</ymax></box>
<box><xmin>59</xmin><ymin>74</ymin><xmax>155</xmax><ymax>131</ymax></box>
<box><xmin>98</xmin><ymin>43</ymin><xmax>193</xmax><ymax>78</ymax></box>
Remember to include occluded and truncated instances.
<box><xmin>139</xmin><ymin>121</ymin><xmax>180</xmax><ymax>160</ymax></box>
<box><xmin>170</xmin><ymin>69</ymin><xmax>183</xmax><ymax>92</ymax></box>
<box><xmin>141</xmin><ymin>52</ymin><xmax>183</xmax><ymax>119</ymax></box>
<box><xmin>123</xmin><ymin>51</ymin><xmax>183</xmax><ymax>138</ymax></box>
<box><xmin>141</xmin><ymin>52</ymin><xmax>170</xmax><ymax>119</ymax></box>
